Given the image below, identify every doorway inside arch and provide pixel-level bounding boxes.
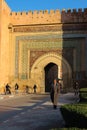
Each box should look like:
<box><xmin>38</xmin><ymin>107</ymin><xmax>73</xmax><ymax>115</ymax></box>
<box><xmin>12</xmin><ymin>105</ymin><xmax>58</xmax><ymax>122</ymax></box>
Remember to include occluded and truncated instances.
<box><xmin>44</xmin><ymin>63</ymin><xmax>58</xmax><ymax>92</ymax></box>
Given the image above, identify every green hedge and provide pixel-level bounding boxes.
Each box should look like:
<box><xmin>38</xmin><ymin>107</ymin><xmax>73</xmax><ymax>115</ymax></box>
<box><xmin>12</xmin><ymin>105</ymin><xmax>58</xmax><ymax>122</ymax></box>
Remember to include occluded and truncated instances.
<box><xmin>51</xmin><ymin>89</ymin><xmax>87</xmax><ymax>130</ymax></box>
<box><xmin>79</xmin><ymin>88</ymin><xmax>87</xmax><ymax>101</ymax></box>
<box><xmin>60</xmin><ymin>103</ymin><xmax>87</xmax><ymax>128</ymax></box>
<box><xmin>51</xmin><ymin>128</ymin><xmax>87</xmax><ymax>130</ymax></box>
<box><xmin>51</xmin><ymin>88</ymin><xmax>87</xmax><ymax>130</ymax></box>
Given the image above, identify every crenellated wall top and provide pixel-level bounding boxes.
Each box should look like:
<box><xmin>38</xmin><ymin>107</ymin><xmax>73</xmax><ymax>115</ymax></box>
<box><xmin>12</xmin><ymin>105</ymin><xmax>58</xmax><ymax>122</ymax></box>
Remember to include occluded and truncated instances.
<box><xmin>10</xmin><ymin>9</ymin><xmax>60</xmax><ymax>15</ymax></box>
<box><xmin>9</xmin><ymin>8</ymin><xmax>87</xmax><ymax>25</ymax></box>
<box><xmin>4</xmin><ymin>0</ymin><xmax>87</xmax><ymax>25</ymax></box>
<box><xmin>10</xmin><ymin>8</ymin><xmax>87</xmax><ymax>16</ymax></box>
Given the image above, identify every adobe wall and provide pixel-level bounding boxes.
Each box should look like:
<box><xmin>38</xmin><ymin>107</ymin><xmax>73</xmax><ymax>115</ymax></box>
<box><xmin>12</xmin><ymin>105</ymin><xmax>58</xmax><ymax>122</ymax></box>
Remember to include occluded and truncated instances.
<box><xmin>0</xmin><ymin>0</ymin><xmax>11</xmax><ymax>88</ymax></box>
<box><xmin>10</xmin><ymin>8</ymin><xmax>87</xmax><ymax>25</ymax></box>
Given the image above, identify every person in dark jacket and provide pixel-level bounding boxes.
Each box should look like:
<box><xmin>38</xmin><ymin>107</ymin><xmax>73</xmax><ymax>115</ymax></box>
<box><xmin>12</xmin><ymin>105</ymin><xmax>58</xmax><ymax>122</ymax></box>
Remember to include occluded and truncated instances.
<box><xmin>33</xmin><ymin>84</ymin><xmax>37</xmax><ymax>93</ymax></box>
<box><xmin>73</xmin><ymin>81</ymin><xmax>79</xmax><ymax>95</ymax></box>
<box><xmin>5</xmin><ymin>84</ymin><xmax>11</xmax><ymax>94</ymax></box>
<box><xmin>26</xmin><ymin>85</ymin><xmax>29</xmax><ymax>94</ymax></box>
<box><xmin>15</xmin><ymin>83</ymin><xmax>19</xmax><ymax>94</ymax></box>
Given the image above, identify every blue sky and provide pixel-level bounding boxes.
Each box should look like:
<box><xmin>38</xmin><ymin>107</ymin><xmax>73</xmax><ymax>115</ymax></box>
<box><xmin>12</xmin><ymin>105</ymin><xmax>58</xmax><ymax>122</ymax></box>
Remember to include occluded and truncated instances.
<box><xmin>5</xmin><ymin>0</ymin><xmax>87</xmax><ymax>12</ymax></box>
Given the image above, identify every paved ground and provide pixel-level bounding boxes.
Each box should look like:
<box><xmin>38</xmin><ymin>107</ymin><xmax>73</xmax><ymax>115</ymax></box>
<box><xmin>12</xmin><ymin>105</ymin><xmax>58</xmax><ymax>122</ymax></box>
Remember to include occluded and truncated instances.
<box><xmin>0</xmin><ymin>92</ymin><xmax>79</xmax><ymax>130</ymax></box>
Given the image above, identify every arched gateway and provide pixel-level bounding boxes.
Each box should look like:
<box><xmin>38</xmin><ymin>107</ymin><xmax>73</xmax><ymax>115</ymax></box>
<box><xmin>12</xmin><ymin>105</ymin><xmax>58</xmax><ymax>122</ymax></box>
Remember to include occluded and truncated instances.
<box><xmin>1</xmin><ymin>0</ymin><xmax>86</xmax><ymax>93</ymax></box>
<box><xmin>31</xmin><ymin>53</ymin><xmax>72</xmax><ymax>93</ymax></box>
<box><xmin>45</xmin><ymin>63</ymin><xmax>58</xmax><ymax>92</ymax></box>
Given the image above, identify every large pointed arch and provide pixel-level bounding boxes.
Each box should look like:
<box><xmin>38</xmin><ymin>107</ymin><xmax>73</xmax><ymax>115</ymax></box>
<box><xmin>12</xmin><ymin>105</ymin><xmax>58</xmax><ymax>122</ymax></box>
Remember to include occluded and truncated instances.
<box><xmin>31</xmin><ymin>52</ymin><xmax>72</xmax><ymax>93</ymax></box>
<box><xmin>44</xmin><ymin>62</ymin><xmax>58</xmax><ymax>92</ymax></box>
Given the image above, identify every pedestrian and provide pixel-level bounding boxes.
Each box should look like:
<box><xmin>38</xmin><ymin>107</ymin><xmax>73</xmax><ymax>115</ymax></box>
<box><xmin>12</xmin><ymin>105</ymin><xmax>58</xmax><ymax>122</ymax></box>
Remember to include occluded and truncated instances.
<box><xmin>26</xmin><ymin>85</ymin><xmax>29</xmax><ymax>94</ymax></box>
<box><xmin>50</xmin><ymin>79</ymin><xmax>61</xmax><ymax>109</ymax></box>
<box><xmin>33</xmin><ymin>84</ymin><xmax>37</xmax><ymax>93</ymax></box>
<box><xmin>15</xmin><ymin>83</ymin><xmax>19</xmax><ymax>94</ymax></box>
<box><xmin>73</xmin><ymin>80</ymin><xmax>79</xmax><ymax>96</ymax></box>
<box><xmin>5</xmin><ymin>83</ymin><xmax>11</xmax><ymax>94</ymax></box>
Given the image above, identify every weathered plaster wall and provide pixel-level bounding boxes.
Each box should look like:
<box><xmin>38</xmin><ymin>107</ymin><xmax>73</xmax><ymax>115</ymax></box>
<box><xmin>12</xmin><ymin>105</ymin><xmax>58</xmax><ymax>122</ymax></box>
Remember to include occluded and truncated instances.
<box><xmin>0</xmin><ymin>0</ymin><xmax>11</xmax><ymax>89</ymax></box>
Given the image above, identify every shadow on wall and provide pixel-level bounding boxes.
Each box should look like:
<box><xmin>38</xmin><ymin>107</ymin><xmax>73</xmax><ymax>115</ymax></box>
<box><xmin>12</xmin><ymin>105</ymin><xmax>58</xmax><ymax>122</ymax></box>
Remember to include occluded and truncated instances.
<box><xmin>61</xmin><ymin>8</ymin><xmax>87</xmax><ymax>91</ymax></box>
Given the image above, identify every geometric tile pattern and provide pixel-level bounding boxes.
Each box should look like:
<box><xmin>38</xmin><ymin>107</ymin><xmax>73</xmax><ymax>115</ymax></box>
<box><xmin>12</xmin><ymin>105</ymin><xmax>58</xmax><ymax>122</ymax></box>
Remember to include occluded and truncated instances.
<box><xmin>15</xmin><ymin>34</ymin><xmax>87</xmax><ymax>79</ymax></box>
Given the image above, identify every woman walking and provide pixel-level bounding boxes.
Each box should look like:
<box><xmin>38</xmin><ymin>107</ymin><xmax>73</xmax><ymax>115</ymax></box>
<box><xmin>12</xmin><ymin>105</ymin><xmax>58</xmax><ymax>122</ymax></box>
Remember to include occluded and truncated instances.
<box><xmin>50</xmin><ymin>79</ymin><xmax>61</xmax><ymax>109</ymax></box>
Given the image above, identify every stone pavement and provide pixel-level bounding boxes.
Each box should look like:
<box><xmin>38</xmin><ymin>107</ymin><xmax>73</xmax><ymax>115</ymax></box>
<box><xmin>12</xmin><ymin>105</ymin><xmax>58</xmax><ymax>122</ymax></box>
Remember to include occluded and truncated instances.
<box><xmin>0</xmin><ymin>94</ymin><xmax>14</xmax><ymax>100</ymax></box>
<box><xmin>0</xmin><ymin>93</ymin><xmax>32</xmax><ymax>100</ymax></box>
<box><xmin>0</xmin><ymin>92</ymin><xmax>79</xmax><ymax>130</ymax></box>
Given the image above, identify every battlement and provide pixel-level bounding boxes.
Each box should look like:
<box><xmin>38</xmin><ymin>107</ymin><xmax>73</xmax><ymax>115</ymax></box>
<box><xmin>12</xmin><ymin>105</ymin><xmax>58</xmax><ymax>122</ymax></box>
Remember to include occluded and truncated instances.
<box><xmin>10</xmin><ymin>8</ymin><xmax>87</xmax><ymax>16</ymax></box>
<box><xmin>9</xmin><ymin>8</ymin><xmax>87</xmax><ymax>25</ymax></box>
<box><xmin>10</xmin><ymin>9</ymin><xmax>61</xmax><ymax>15</ymax></box>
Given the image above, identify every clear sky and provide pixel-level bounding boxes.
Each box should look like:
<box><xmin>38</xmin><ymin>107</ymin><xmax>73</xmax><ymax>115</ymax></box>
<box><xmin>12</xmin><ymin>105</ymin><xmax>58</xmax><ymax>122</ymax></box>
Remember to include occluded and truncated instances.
<box><xmin>5</xmin><ymin>0</ymin><xmax>87</xmax><ymax>12</ymax></box>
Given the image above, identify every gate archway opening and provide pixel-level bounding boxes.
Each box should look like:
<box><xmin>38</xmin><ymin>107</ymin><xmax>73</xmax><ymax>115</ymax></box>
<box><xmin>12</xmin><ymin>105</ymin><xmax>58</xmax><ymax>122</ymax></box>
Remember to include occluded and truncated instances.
<box><xmin>44</xmin><ymin>62</ymin><xmax>58</xmax><ymax>92</ymax></box>
<box><xmin>31</xmin><ymin>53</ymin><xmax>72</xmax><ymax>93</ymax></box>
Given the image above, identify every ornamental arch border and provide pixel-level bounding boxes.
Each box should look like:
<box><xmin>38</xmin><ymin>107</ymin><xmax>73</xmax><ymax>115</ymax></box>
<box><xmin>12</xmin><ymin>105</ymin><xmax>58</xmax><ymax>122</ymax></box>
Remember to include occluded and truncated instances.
<box><xmin>31</xmin><ymin>52</ymin><xmax>72</xmax><ymax>93</ymax></box>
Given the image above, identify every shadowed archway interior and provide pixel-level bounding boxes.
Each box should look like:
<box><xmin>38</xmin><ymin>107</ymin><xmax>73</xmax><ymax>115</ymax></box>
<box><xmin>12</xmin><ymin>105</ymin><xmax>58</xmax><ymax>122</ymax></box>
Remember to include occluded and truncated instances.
<box><xmin>44</xmin><ymin>62</ymin><xmax>58</xmax><ymax>92</ymax></box>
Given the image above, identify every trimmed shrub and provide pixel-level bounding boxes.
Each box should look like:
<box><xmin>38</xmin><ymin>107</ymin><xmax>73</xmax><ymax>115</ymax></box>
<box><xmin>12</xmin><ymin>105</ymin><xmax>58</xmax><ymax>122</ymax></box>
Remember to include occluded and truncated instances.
<box><xmin>60</xmin><ymin>103</ymin><xmax>87</xmax><ymax>128</ymax></box>
<box><xmin>79</xmin><ymin>88</ymin><xmax>87</xmax><ymax>102</ymax></box>
<box><xmin>51</xmin><ymin>128</ymin><xmax>87</xmax><ymax>130</ymax></box>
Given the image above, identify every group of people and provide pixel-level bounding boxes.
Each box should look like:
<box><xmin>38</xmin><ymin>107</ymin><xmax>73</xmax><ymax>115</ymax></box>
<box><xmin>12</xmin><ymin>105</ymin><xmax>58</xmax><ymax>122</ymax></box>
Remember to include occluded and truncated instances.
<box><xmin>4</xmin><ymin>78</ymin><xmax>80</xmax><ymax>110</ymax></box>
<box><xmin>5</xmin><ymin>83</ymin><xmax>19</xmax><ymax>95</ymax></box>
<box><xmin>25</xmin><ymin>84</ymin><xmax>37</xmax><ymax>94</ymax></box>
<box><xmin>50</xmin><ymin>79</ymin><xmax>80</xmax><ymax>109</ymax></box>
<box><xmin>5</xmin><ymin>83</ymin><xmax>37</xmax><ymax>95</ymax></box>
